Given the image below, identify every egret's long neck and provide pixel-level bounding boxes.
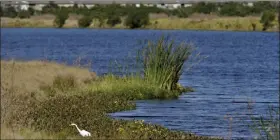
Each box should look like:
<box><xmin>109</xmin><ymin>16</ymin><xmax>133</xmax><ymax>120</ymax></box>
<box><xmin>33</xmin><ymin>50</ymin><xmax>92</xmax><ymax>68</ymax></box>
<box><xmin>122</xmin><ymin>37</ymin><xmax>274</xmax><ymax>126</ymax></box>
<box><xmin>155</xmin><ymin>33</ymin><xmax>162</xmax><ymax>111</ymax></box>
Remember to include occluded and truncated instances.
<box><xmin>74</xmin><ymin>125</ymin><xmax>81</xmax><ymax>132</ymax></box>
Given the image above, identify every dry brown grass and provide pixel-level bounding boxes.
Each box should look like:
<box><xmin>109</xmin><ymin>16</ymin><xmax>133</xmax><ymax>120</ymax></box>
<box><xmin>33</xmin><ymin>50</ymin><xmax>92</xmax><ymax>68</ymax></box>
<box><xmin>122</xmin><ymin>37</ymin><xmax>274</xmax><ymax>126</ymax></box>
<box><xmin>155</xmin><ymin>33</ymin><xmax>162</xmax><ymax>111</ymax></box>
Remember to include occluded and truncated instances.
<box><xmin>1</xmin><ymin>124</ymin><xmax>55</xmax><ymax>139</ymax></box>
<box><xmin>1</xmin><ymin>60</ymin><xmax>95</xmax><ymax>94</ymax></box>
<box><xmin>1</xmin><ymin>60</ymin><xmax>96</xmax><ymax>139</ymax></box>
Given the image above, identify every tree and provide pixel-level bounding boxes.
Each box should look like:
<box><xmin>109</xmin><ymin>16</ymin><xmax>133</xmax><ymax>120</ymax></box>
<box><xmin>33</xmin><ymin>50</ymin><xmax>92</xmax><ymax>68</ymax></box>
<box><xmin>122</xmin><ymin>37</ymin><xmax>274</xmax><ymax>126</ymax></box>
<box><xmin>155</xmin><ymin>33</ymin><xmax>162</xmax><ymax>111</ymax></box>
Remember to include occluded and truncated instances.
<box><xmin>17</xmin><ymin>10</ymin><xmax>30</xmax><ymax>19</ymax></box>
<box><xmin>42</xmin><ymin>1</ymin><xmax>59</xmax><ymax>14</ymax></box>
<box><xmin>28</xmin><ymin>7</ymin><xmax>35</xmax><ymax>16</ymax></box>
<box><xmin>260</xmin><ymin>10</ymin><xmax>275</xmax><ymax>31</ymax></box>
<box><xmin>53</xmin><ymin>10</ymin><xmax>69</xmax><ymax>28</ymax></box>
<box><xmin>78</xmin><ymin>16</ymin><xmax>92</xmax><ymax>28</ymax></box>
<box><xmin>219</xmin><ymin>2</ymin><xmax>249</xmax><ymax>17</ymax></box>
<box><xmin>193</xmin><ymin>2</ymin><xmax>217</xmax><ymax>14</ymax></box>
<box><xmin>0</xmin><ymin>7</ymin><xmax>2</xmax><ymax>17</ymax></box>
<box><xmin>73</xmin><ymin>3</ymin><xmax>78</xmax><ymax>9</ymax></box>
<box><xmin>125</xmin><ymin>11</ymin><xmax>149</xmax><ymax>29</ymax></box>
<box><xmin>106</xmin><ymin>15</ymin><xmax>121</xmax><ymax>27</ymax></box>
<box><xmin>4</xmin><ymin>6</ymin><xmax>17</xmax><ymax>18</ymax></box>
<box><xmin>93</xmin><ymin>13</ymin><xmax>106</xmax><ymax>27</ymax></box>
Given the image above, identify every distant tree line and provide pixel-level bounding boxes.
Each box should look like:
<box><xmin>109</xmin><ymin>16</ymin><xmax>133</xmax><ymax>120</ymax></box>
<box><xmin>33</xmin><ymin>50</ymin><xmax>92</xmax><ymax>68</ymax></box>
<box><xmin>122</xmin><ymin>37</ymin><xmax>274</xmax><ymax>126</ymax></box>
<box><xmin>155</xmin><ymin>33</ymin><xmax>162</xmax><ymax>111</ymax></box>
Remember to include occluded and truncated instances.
<box><xmin>0</xmin><ymin>1</ymin><xmax>278</xmax><ymax>30</ymax></box>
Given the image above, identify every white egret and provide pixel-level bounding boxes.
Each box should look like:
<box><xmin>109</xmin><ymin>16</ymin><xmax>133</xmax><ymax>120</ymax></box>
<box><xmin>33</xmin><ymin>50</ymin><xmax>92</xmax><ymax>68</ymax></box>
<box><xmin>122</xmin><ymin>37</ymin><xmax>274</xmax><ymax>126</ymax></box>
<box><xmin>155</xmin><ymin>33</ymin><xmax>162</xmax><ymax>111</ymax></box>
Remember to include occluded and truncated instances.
<box><xmin>70</xmin><ymin>123</ymin><xmax>91</xmax><ymax>137</ymax></box>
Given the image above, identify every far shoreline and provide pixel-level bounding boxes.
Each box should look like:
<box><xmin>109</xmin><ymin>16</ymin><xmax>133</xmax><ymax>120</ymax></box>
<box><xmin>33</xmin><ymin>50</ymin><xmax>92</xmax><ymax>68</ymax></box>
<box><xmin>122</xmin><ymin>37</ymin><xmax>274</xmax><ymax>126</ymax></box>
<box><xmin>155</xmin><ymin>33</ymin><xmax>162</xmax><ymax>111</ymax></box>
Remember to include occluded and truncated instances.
<box><xmin>1</xmin><ymin>26</ymin><xmax>278</xmax><ymax>33</ymax></box>
<box><xmin>1</xmin><ymin>16</ymin><xmax>278</xmax><ymax>32</ymax></box>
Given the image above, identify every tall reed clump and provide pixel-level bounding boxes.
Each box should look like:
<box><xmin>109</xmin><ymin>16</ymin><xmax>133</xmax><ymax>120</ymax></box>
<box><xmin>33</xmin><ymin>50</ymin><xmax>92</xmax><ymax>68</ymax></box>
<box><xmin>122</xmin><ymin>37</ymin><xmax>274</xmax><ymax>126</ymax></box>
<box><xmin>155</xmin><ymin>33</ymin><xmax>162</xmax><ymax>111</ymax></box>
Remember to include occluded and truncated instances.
<box><xmin>141</xmin><ymin>36</ymin><xmax>192</xmax><ymax>90</ymax></box>
<box><xmin>249</xmin><ymin>105</ymin><xmax>279</xmax><ymax>140</ymax></box>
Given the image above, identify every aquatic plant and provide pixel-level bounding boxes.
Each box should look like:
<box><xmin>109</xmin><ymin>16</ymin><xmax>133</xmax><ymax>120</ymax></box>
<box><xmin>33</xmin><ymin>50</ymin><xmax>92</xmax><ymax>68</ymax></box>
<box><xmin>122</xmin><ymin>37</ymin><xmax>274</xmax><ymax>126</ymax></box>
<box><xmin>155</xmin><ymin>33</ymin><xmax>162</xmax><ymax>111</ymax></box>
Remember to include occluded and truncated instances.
<box><xmin>141</xmin><ymin>36</ymin><xmax>192</xmax><ymax>90</ymax></box>
<box><xmin>249</xmin><ymin>105</ymin><xmax>279</xmax><ymax>140</ymax></box>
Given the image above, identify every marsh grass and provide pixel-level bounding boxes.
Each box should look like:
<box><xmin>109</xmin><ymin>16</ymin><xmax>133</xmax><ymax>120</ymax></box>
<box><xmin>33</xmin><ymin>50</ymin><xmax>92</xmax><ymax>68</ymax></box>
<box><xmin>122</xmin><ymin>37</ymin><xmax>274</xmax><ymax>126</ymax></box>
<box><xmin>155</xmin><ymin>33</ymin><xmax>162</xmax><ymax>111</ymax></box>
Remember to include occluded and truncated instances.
<box><xmin>1</xmin><ymin>60</ymin><xmax>218</xmax><ymax>139</ymax></box>
<box><xmin>86</xmin><ymin>74</ymin><xmax>186</xmax><ymax>100</ymax></box>
<box><xmin>39</xmin><ymin>74</ymin><xmax>78</xmax><ymax>97</ymax></box>
<box><xmin>141</xmin><ymin>36</ymin><xmax>192</xmax><ymax>90</ymax></box>
<box><xmin>248</xmin><ymin>104</ymin><xmax>279</xmax><ymax>140</ymax></box>
<box><xmin>12</xmin><ymin>76</ymin><xmax>216</xmax><ymax>140</ymax></box>
<box><xmin>1</xmin><ymin>37</ymin><xmax>203</xmax><ymax>139</ymax></box>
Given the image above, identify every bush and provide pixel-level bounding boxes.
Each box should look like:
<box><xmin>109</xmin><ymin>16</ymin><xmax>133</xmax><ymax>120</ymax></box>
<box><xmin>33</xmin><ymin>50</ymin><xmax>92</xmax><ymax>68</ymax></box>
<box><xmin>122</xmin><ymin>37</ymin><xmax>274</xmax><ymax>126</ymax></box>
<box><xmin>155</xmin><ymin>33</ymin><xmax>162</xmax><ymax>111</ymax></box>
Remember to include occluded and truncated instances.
<box><xmin>3</xmin><ymin>6</ymin><xmax>17</xmax><ymax>18</ymax></box>
<box><xmin>193</xmin><ymin>2</ymin><xmax>217</xmax><ymax>14</ymax></box>
<box><xmin>140</xmin><ymin>36</ymin><xmax>192</xmax><ymax>90</ymax></box>
<box><xmin>17</xmin><ymin>10</ymin><xmax>31</xmax><ymax>19</ymax></box>
<box><xmin>0</xmin><ymin>7</ymin><xmax>3</xmax><ymax>17</ymax></box>
<box><xmin>107</xmin><ymin>15</ymin><xmax>121</xmax><ymax>27</ymax></box>
<box><xmin>12</xmin><ymin>91</ymin><xmax>214</xmax><ymax>139</ymax></box>
<box><xmin>17</xmin><ymin>92</ymin><xmax>134</xmax><ymax>135</ymax></box>
<box><xmin>78</xmin><ymin>16</ymin><xmax>92</xmax><ymax>28</ymax></box>
<box><xmin>42</xmin><ymin>1</ymin><xmax>59</xmax><ymax>14</ymax></box>
<box><xmin>28</xmin><ymin>7</ymin><xmax>35</xmax><ymax>16</ymax></box>
<box><xmin>219</xmin><ymin>2</ymin><xmax>249</xmax><ymax>17</ymax></box>
<box><xmin>125</xmin><ymin>11</ymin><xmax>149</xmax><ymax>29</ymax></box>
<box><xmin>53</xmin><ymin>10</ymin><xmax>69</xmax><ymax>28</ymax></box>
<box><xmin>260</xmin><ymin>10</ymin><xmax>275</xmax><ymax>31</ymax></box>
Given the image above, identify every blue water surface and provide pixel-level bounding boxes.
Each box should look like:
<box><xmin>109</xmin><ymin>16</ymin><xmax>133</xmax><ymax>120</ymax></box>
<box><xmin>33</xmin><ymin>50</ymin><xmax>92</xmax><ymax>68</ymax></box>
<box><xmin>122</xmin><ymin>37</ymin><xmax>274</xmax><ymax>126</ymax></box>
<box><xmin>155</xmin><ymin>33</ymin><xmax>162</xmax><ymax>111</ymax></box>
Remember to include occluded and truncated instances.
<box><xmin>1</xmin><ymin>28</ymin><xmax>279</xmax><ymax>139</ymax></box>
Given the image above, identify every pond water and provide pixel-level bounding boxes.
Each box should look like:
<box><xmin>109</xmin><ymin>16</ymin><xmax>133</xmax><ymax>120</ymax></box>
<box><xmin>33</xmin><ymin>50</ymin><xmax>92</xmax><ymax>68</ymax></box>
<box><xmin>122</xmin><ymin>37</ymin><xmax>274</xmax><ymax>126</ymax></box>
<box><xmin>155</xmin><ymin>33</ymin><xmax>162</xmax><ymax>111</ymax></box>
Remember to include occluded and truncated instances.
<box><xmin>1</xmin><ymin>28</ymin><xmax>279</xmax><ymax>139</ymax></box>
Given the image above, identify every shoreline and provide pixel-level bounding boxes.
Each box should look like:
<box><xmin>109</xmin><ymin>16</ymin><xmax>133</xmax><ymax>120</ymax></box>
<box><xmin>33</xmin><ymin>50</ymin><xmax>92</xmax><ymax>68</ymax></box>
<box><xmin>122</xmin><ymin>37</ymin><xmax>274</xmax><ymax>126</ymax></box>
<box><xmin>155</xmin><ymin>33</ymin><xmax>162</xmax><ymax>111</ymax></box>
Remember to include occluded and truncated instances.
<box><xmin>1</xmin><ymin>26</ymin><xmax>278</xmax><ymax>33</ymax></box>
<box><xmin>1</xmin><ymin>17</ymin><xmax>278</xmax><ymax>32</ymax></box>
<box><xmin>0</xmin><ymin>57</ymin><xmax>220</xmax><ymax>139</ymax></box>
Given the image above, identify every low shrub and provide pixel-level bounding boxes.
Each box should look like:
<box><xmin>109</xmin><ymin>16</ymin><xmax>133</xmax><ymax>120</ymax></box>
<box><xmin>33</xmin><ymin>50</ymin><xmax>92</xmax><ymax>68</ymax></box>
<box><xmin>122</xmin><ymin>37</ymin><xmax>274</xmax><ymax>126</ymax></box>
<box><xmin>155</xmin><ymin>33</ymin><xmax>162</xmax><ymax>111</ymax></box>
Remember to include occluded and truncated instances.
<box><xmin>53</xmin><ymin>10</ymin><xmax>69</xmax><ymax>28</ymax></box>
<box><xmin>107</xmin><ymin>15</ymin><xmax>121</xmax><ymax>27</ymax></box>
<box><xmin>0</xmin><ymin>6</ymin><xmax>3</xmax><ymax>17</ymax></box>
<box><xmin>14</xmin><ymin>92</ymin><xmax>135</xmax><ymax>136</ymax></box>
<box><xmin>17</xmin><ymin>10</ymin><xmax>31</xmax><ymax>19</ymax></box>
<box><xmin>12</xmin><ymin>90</ymin><xmax>217</xmax><ymax>139</ymax></box>
<box><xmin>3</xmin><ymin>6</ymin><xmax>17</xmax><ymax>18</ymax></box>
<box><xmin>78</xmin><ymin>16</ymin><xmax>92</xmax><ymax>28</ymax></box>
<box><xmin>260</xmin><ymin>10</ymin><xmax>275</xmax><ymax>31</ymax></box>
<box><xmin>125</xmin><ymin>11</ymin><xmax>149</xmax><ymax>29</ymax></box>
<box><xmin>28</xmin><ymin>7</ymin><xmax>35</xmax><ymax>16</ymax></box>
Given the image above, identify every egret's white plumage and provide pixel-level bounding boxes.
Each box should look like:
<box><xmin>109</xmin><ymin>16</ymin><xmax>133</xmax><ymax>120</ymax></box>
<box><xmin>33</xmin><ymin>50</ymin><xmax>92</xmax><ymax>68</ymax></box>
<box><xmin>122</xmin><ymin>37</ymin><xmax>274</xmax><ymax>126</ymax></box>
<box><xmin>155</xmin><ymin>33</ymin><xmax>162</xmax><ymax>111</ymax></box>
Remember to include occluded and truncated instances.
<box><xmin>70</xmin><ymin>123</ymin><xmax>91</xmax><ymax>137</ymax></box>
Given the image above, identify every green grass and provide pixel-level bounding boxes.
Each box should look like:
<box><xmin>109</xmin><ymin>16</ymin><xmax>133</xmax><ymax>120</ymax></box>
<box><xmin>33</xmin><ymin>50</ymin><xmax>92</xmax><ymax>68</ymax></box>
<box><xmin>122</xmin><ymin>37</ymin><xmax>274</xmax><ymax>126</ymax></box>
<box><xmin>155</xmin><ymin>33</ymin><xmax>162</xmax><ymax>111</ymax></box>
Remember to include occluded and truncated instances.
<box><xmin>1</xmin><ymin>38</ymin><xmax>219</xmax><ymax>139</ymax></box>
<box><xmin>86</xmin><ymin>74</ymin><xmax>193</xmax><ymax>100</ymax></box>
<box><xmin>7</xmin><ymin>74</ymin><xmax>217</xmax><ymax>140</ymax></box>
<box><xmin>249</xmin><ymin>105</ymin><xmax>279</xmax><ymax>140</ymax></box>
<box><xmin>142</xmin><ymin>36</ymin><xmax>192</xmax><ymax>90</ymax></box>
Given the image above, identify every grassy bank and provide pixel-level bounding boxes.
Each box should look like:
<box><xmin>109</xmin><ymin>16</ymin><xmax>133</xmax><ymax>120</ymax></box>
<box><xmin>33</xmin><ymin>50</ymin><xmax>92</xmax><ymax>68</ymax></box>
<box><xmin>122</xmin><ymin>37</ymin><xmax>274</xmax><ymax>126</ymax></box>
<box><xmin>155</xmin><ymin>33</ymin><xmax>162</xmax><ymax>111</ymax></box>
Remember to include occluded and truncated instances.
<box><xmin>1</xmin><ymin>60</ymin><xmax>219</xmax><ymax>139</ymax></box>
<box><xmin>1</xmin><ymin>15</ymin><xmax>278</xmax><ymax>32</ymax></box>
<box><xmin>1</xmin><ymin>37</ymin><xmax>221</xmax><ymax>139</ymax></box>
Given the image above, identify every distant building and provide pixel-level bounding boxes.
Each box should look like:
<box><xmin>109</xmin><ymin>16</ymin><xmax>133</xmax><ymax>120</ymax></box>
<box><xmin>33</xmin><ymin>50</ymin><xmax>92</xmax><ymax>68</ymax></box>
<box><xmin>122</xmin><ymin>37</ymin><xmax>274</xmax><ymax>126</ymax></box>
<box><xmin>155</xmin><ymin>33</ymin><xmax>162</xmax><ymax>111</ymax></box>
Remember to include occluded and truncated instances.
<box><xmin>32</xmin><ymin>4</ymin><xmax>45</xmax><ymax>11</ymax></box>
<box><xmin>247</xmin><ymin>2</ymin><xmax>254</xmax><ymax>7</ymax></box>
<box><xmin>19</xmin><ymin>1</ymin><xmax>29</xmax><ymax>10</ymax></box>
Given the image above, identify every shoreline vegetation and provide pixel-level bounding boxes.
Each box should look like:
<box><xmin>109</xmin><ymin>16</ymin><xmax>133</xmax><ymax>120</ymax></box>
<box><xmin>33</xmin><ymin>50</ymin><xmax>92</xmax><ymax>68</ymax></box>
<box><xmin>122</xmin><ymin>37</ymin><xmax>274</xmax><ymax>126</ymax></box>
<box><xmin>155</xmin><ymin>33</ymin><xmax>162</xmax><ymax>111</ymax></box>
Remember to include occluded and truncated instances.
<box><xmin>1</xmin><ymin>37</ymin><xmax>221</xmax><ymax>139</ymax></box>
<box><xmin>1</xmin><ymin>15</ymin><xmax>279</xmax><ymax>32</ymax></box>
<box><xmin>1</xmin><ymin>2</ymin><xmax>279</xmax><ymax>32</ymax></box>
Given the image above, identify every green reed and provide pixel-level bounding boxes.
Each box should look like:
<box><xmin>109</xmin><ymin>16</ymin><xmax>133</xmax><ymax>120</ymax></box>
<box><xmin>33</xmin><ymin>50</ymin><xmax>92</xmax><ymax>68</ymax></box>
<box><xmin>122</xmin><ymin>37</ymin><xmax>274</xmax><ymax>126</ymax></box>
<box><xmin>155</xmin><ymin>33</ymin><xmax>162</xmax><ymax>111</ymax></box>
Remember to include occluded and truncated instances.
<box><xmin>141</xmin><ymin>36</ymin><xmax>192</xmax><ymax>90</ymax></box>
